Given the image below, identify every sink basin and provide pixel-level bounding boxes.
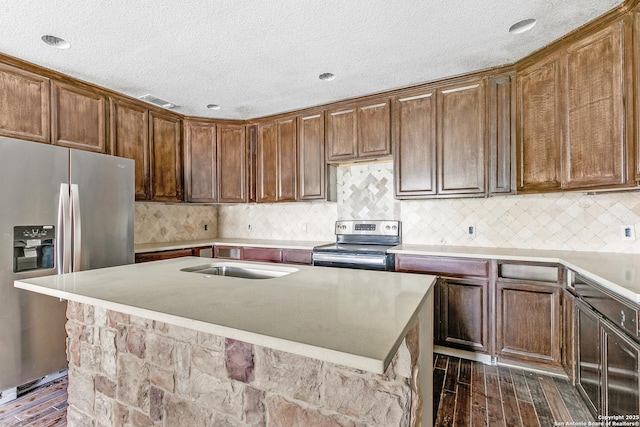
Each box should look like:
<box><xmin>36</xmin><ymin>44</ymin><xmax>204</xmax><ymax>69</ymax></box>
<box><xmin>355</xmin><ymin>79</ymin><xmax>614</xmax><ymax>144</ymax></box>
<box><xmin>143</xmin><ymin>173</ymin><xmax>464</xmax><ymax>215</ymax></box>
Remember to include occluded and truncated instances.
<box><xmin>180</xmin><ymin>263</ymin><xmax>298</xmax><ymax>280</ymax></box>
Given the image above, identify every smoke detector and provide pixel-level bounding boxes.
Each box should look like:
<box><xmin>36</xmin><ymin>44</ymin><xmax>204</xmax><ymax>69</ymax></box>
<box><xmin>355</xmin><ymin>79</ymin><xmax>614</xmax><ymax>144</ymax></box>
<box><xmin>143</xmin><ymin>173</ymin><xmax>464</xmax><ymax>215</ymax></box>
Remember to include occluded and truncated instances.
<box><xmin>138</xmin><ymin>94</ymin><xmax>176</xmax><ymax>109</ymax></box>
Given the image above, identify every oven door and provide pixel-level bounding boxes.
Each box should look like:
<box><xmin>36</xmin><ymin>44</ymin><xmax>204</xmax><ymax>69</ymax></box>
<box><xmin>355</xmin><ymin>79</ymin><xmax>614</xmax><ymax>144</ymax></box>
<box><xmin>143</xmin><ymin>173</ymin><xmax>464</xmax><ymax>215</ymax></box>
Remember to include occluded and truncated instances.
<box><xmin>312</xmin><ymin>252</ymin><xmax>393</xmax><ymax>271</ymax></box>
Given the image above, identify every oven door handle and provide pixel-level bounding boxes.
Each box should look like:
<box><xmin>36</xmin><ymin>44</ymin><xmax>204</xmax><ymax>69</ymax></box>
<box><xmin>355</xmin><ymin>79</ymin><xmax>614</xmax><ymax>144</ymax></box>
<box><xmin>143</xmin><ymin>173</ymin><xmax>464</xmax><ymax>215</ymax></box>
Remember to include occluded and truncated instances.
<box><xmin>312</xmin><ymin>252</ymin><xmax>388</xmax><ymax>268</ymax></box>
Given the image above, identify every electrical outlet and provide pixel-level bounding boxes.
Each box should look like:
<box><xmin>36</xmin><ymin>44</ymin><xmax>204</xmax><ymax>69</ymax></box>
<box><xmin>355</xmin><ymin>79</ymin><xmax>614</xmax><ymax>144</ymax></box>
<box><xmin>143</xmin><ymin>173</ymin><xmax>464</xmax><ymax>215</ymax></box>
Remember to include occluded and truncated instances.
<box><xmin>204</xmin><ymin>224</ymin><xmax>208</xmax><ymax>231</ymax></box>
<box><xmin>621</xmin><ymin>225</ymin><xmax>636</xmax><ymax>241</ymax></box>
<box><xmin>467</xmin><ymin>224</ymin><xmax>476</xmax><ymax>239</ymax></box>
<box><xmin>247</xmin><ymin>224</ymin><xmax>253</xmax><ymax>232</ymax></box>
<box><xmin>302</xmin><ymin>223</ymin><xmax>307</xmax><ymax>233</ymax></box>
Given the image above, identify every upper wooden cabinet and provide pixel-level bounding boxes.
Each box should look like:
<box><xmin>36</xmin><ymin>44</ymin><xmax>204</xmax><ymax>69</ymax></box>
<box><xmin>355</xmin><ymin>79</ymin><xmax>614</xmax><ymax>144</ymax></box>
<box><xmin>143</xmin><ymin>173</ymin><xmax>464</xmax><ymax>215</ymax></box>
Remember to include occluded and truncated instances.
<box><xmin>489</xmin><ymin>74</ymin><xmax>515</xmax><ymax>194</ymax></box>
<box><xmin>257</xmin><ymin>117</ymin><xmax>297</xmax><ymax>203</ymax></box>
<box><xmin>437</xmin><ymin>80</ymin><xmax>487</xmax><ymax>195</ymax></box>
<box><xmin>298</xmin><ymin>111</ymin><xmax>326</xmax><ymax>200</ymax></box>
<box><xmin>517</xmin><ymin>56</ymin><xmax>563</xmax><ymax>192</ymax></box>
<box><xmin>52</xmin><ymin>81</ymin><xmax>107</xmax><ymax>153</ymax></box>
<box><xmin>327</xmin><ymin>98</ymin><xmax>391</xmax><ymax>163</ymax></box>
<box><xmin>110</xmin><ymin>98</ymin><xmax>150</xmax><ymax>200</ymax></box>
<box><xmin>563</xmin><ymin>21</ymin><xmax>628</xmax><ymax>189</ymax></box>
<box><xmin>394</xmin><ymin>77</ymin><xmax>489</xmax><ymax>198</ymax></box>
<box><xmin>518</xmin><ymin>20</ymin><xmax>632</xmax><ymax>192</ymax></box>
<box><xmin>149</xmin><ymin>111</ymin><xmax>183</xmax><ymax>202</ymax></box>
<box><xmin>184</xmin><ymin>121</ymin><xmax>248</xmax><ymax>203</ymax></box>
<box><xmin>217</xmin><ymin>124</ymin><xmax>248</xmax><ymax>203</ymax></box>
<box><xmin>393</xmin><ymin>90</ymin><xmax>437</xmax><ymax>197</ymax></box>
<box><xmin>636</xmin><ymin>10</ymin><xmax>640</xmax><ymax>182</ymax></box>
<box><xmin>0</xmin><ymin>63</ymin><xmax>50</xmax><ymax>143</ymax></box>
<box><xmin>184</xmin><ymin>120</ymin><xmax>216</xmax><ymax>202</ymax></box>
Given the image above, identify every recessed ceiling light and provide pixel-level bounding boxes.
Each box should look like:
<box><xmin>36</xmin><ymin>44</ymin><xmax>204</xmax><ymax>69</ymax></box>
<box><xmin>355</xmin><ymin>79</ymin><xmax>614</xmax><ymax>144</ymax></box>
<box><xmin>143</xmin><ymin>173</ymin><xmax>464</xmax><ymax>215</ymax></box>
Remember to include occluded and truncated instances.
<box><xmin>41</xmin><ymin>35</ymin><xmax>70</xmax><ymax>49</ymax></box>
<box><xmin>206</xmin><ymin>104</ymin><xmax>221</xmax><ymax>110</ymax></box>
<box><xmin>509</xmin><ymin>19</ymin><xmax>537</xmax><ymax>34</ymax></box>
<box><xmin>319</xmin><ymin>72</ymin><xmax>336</xmax><ymax>81</ymax></box>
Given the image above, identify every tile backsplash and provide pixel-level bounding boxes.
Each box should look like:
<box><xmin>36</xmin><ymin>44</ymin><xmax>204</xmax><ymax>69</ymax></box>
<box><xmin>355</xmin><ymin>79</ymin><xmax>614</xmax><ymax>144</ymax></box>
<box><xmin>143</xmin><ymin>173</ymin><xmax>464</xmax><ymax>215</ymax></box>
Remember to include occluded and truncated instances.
<box><xmin>136</xmin><ymin>162</ymin><xmax>640</xmax><ymax>254</ymax></box>
<box><xmin>135</xmin><ymin>202</ymin><xmax>217</xmax><ymax>244</ymax></box>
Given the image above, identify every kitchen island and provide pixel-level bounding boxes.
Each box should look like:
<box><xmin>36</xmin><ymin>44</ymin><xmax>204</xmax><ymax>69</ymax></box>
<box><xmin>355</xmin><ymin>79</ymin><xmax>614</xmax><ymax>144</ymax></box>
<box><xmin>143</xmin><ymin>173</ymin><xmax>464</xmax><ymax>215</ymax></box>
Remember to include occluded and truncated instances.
<box><xmin>15</xmin><ymin>257</ymin><xmax>435</xmax><ymax>427</ymax></box>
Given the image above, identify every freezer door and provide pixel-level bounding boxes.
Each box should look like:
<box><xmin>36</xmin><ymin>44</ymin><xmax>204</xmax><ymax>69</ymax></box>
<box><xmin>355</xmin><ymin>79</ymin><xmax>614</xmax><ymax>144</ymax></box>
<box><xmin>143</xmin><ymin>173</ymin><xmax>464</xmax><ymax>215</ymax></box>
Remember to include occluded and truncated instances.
<box><xmin>70</xmin><ymin>149</ymin><xmax>134</xmax><ymax>271</ymax></box>
<box><xmin>0</xmin><ymin>136</ymin><xmax>69</xmax><ymax>391</ymax></box>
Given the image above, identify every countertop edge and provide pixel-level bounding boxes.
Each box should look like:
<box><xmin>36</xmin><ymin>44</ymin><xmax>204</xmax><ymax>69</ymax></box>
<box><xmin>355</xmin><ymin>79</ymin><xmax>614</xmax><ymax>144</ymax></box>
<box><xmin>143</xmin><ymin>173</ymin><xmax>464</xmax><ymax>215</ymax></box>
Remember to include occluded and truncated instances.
<box><xmin>135</xmin><ymin>239</ymin><xmax>332</xmax><ymax>253</ymax></box>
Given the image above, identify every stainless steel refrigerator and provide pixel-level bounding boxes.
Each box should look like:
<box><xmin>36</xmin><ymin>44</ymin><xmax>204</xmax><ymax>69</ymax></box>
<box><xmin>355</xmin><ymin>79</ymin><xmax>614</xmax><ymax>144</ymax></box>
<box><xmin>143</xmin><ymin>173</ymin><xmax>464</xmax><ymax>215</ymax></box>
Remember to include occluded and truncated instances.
<box><xmin>0</xmin><ymin>136</ymin><xmax>134</xmax><ymax>403</ymax></box>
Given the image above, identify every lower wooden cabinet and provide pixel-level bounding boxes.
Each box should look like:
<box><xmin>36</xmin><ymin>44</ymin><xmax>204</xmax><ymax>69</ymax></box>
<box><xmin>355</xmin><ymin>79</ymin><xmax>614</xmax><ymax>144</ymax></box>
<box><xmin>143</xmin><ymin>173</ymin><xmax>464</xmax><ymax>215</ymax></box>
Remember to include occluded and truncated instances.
<box><xmin>576</xmin><ymin>298</ymin><xmax>640</xmax><ymax>418</ymax></box>
<box><xmin>495</xmin><ymin>280</ymin><xmax>562</xmax><ymax>368</ymax></box>
<box><xmin>436</xmin><ymin>277</ymin><xmax>489</xmax><ymax>353</ymax></box>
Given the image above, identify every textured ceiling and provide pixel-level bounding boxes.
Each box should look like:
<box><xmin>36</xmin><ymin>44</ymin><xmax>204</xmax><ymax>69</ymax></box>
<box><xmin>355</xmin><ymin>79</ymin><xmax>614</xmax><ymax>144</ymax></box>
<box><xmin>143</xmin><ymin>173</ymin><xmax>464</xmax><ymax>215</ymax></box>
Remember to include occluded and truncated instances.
<box><xmin>0</xmin><ymin>0</ymin><xmax>622</xmax><ymax>120</ymax></box>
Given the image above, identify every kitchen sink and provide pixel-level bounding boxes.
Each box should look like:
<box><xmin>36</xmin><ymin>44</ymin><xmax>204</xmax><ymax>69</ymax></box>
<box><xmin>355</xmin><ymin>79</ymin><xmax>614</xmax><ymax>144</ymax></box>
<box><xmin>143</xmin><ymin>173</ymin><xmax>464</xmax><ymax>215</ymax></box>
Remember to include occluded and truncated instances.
<box><xmin>180</xmin><ymin>263</ymin><xmax>298</xmax><ymax>280</ymax></box>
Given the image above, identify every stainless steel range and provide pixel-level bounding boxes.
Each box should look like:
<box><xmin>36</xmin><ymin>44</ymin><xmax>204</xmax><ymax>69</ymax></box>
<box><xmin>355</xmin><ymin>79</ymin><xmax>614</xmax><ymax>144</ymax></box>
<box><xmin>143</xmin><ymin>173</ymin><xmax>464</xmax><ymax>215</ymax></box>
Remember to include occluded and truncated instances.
<box><xmin>312</xmin><ymin>220</ymin><xmax>401</xmax><ymax>271</ymax></box>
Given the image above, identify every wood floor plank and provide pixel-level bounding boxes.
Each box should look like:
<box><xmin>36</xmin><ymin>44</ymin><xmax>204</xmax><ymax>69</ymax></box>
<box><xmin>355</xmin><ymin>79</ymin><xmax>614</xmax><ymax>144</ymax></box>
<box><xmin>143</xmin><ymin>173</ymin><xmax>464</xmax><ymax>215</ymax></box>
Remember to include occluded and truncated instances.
<box><xmin>523</xmin><ymin>371</ymin><xmax>555</xmax><ymax>427</ymax></box>
<box><xmin>0</xmin><ymin>379</ymin><xmax>67</xmax><ymax>420</ymax></box>
<box><xmin>436</xmin><ymin>353</ymin><xmax>449</xmax><ymax>370</ymax></box>
<box><xmin>509</xmin><ymin>368</ymin><xmax>532</xmax><ymax>403</ymax></box>
<box><xmin>0</xmin><ymin>377</ymin><xmax>68</xmax><ymax>427</ymax></box>
<box><xmin>517</xmin><ymin>400</ymin><xmax>540</xmax><ymax>427</ymax></box>
<box><xmin>552</xmin><ymin>376</ymin><xmax>595</xmax><ymax>422</ymax></box>
<box><xmin>444</xmin><ymin>357</ymin><xmax>460</xmax><ymax>393</ymax></box>
<box><xmin>459</xmin><ymin>359</ymin><xmax>472</xmax><ymax>385</ymax></box>
<box><xmin>455</xmin><ymin>382</ymin><xmax>472</xmax><ymax>426</ymax></box>
<box><xmin>484</xmin><ymin>365</ymin><xmax>506</xmax><ymax>427</ymax></box>
<box><xmin>435</xmin><ymin>390</ymin><xmax>456</xmax><ymax>427</ymax></box>
<box><xmin>538</xmin><ymin>375</ymin><xmax>573</xmax><ymax>423</ymax></box>
<box><xmin>471</xmin><ymin>360</ymin><xmax>488</xmax><ymax>427</ymax></box>
<box><xmin>14</xmin><ymin>390</ymin><xmax>67</xmax><ymax>421</ymax></box>
<box><xmin>434</xmin><ymin>366</ymin><xmax>447</xmax><ymax>424</ymax></box>
<box><xmin>498</xmin><ymin>366</ymin><xmax>522</xmax><ymax>427</ymax></box>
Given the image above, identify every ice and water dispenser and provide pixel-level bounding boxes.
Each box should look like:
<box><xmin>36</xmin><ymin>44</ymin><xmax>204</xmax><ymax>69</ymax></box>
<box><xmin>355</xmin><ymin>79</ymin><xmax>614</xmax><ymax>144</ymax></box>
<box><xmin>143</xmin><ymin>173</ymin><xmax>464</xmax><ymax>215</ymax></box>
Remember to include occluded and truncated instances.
<box><xmin>13</xmin><ymin>225</ymin><xmax>55</xmax><ymax>273</ymax></box>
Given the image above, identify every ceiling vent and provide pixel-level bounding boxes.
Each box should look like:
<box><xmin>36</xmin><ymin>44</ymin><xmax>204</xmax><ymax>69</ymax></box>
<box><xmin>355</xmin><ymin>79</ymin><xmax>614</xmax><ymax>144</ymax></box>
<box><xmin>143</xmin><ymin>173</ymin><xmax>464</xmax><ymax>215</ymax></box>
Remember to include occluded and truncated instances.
<box><xmin>138</xmin><ymin>94</ymin><xmax>176</xmax><ymax>109</ymax></box>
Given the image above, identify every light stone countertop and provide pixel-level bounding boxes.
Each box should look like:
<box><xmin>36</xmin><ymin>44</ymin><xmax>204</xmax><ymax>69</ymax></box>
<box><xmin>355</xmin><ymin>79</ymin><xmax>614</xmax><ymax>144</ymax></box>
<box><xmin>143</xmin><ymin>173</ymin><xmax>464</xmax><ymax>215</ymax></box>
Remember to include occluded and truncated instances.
<box><xmin>390</xmin><ymin>244</ymin><xmax>640</xmax><ymax>304</ymax></box>
<box><xmin>134</xmin><ymin>238</ymin><xmax>332</xmax><ymax>253</ymax></box>
<box><xmin>14</xmin><ymin>257</ymin><xmax>435</xmax><ymax>374</ymax></box>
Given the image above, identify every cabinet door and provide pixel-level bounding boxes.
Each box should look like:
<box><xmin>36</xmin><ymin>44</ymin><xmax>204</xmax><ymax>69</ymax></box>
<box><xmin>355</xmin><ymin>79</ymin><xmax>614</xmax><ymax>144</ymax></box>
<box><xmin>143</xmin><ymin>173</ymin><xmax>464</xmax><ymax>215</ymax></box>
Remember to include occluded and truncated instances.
<box><xmin>496</xmin><ymin>281</ymin><xmax>562</xmax><ymax>367</ymax></box>
<box><xmin>636</xmin><ymin>11</ymin><xmax>640</xmax><ymax>182</ymax></box>
<box><xmin>602</xmin><ymin>320</ymin><xmax>640</xmax><ymax>417</ymax></box>
<box><xmin>489</xmin><ymin>74</ymin><xmax>514</xmax><ymax>194</ymax></box>
<box><xmin>298</xmin><ymin>112</ymin><xmax>326</xmax><ymax>200</ymax></box>
<box><xmin>437</xmin><ymin>277</ymin><xmax>489</xmax><ymax>353</ymax></box>
<box><xmin>358</xmin><ymin>99</ymin><xmax>391</xmax><ymax>159</ymax></box>
<box><xmin>562</xmin><ymin>289</ymin><xmax>576</xmax><ymax>382</ymax></box>
<box><xmin>149</xmin><ymin>111</ymin><xmax>183</xmax><ymax>202</ymax></box>
<box><xmin>282</xmin><ymin>249</ymin><xmax>312</xmax><ymax>265</ymax></box>
<box><xmin>576</xmin><ymin>300</ymin><xmax>602</xmax><ymax>416</ymax></box>
<box><xmin>563</xmin><ymin>22</ymin><xmax>627</xmax><ymax>189</ymax></box>
<box><xmin>393</xmin><ymin>90</ymin><xmax>437</xmax><ymax>197</ymax></box>
<box><xmin>277</xmin><ymin>117</ymin><xmax>297</xmax><ymax>202</ymax></box>
<box><xmin>51</xmin><ymin>81</ymin><xmax>107</xmax><ymax>153</ymax></box>
<box><xmin>135</xmin><ymin>249</ymin><xmax>193</xmax><ymax>263</ymax></box>
<box><xmin>184</xmin><ymin>121</ymin><xmax>216</xmax><ymax>202</ymax></box>
<box><xmin>217</xmin><ymin>124</ymin><xmax>247</xmax><ymax>203</ymax></box>
<box><xmin>437</xmin><ymin>80</ymin><xmax>486</xmax><ymax>195</ymax></box>
<box><xmin>326</xmin><ymin>107</ymin><xmax>357</xmax><ymax>162</ymax></box>
<box><xmin>257</xmin><ymin>122</ymin><xmax>277</xmax><ymax>203</ymax></box>
<box><xmin>0</xmin><ymin>63</ymin><xmax>50</xmax><ymax>143</ymax></box>
<box><xmin>109</xmin><ymin>99</ymin><xmax>150</xmax><ymax>200</ymax></box>
<box><xmin>517</xmin><ymin>57</ymin><xmax>562</xmax><ymax>192</ymax></box>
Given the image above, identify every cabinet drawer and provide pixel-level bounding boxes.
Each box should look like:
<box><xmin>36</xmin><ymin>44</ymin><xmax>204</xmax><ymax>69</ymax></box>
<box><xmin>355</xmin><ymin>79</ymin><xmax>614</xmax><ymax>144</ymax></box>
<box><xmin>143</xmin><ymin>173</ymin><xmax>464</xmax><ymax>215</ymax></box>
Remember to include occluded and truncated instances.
<box><xmin>498</xmin><ymin>262</ymin><xmax>560</xmax><ymax>283</ymax></box>
<box><xmin>395</xmin><ymin>255</ymin><xmax>489</xmax><ymax>278</ymax></box>
<box><xmin>214</xmin><ymin>246</ymin><xmax>242</xmax><ymax>259</ymax></box>
<box><xmin>242</xmin><ymin>247</ymin><xmax>282</xmax><ymax>263</ymax></box>
<box><xmin>282</xmin><ymin>249</ymin><xmax>312</xmax><ymax>265</ymax></box>
<box><xmin>135</xmin><ymin>248</ymin><xmax>193</xmax><ymax>263</ymax></box>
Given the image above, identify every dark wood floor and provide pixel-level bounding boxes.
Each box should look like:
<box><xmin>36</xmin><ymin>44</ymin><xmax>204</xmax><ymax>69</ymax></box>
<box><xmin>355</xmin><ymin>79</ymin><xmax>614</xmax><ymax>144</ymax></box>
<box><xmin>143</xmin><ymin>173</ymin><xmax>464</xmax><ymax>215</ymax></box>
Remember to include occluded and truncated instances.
<box><xmin>0</xmin><ymin>355</ymin><xmax>595</xmax><ymax>427</ymax></box>
<box><xmin>0</xmin><ymin>377</ymin><xmax>67</xmax><ymax>427</ymax></box>
<box><xmin>434</xmin><ymin>354</ymin><xmax>595</xmax><ymax>426</ymax></box>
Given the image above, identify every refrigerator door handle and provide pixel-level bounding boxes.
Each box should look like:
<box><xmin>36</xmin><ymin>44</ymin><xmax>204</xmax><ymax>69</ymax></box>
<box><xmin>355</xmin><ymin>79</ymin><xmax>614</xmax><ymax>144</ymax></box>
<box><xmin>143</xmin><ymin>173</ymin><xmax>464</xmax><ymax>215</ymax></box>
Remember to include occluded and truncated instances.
<box><xmin>70</xmin><ymin>184</ymin><xmax>82</xmax><ymax>272</ymax></box>
<box><xmin>57</xmin><ymin>184</ymin><xmax>71</xmax><ymax>274</ymax></box>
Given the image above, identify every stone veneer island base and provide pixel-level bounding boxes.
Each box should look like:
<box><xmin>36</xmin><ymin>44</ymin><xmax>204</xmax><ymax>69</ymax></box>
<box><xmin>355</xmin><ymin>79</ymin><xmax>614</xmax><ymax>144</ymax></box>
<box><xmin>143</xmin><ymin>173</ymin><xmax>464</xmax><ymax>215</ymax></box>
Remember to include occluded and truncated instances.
<box><xmin>15</xmin><ymin>258</ymin><xmax>434</xmax><ymax>426</ymax></box>
<box><xmin>65</xmin><ymin>301</ymin><xmax>429</xmax><ymax>427</ymax></box>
